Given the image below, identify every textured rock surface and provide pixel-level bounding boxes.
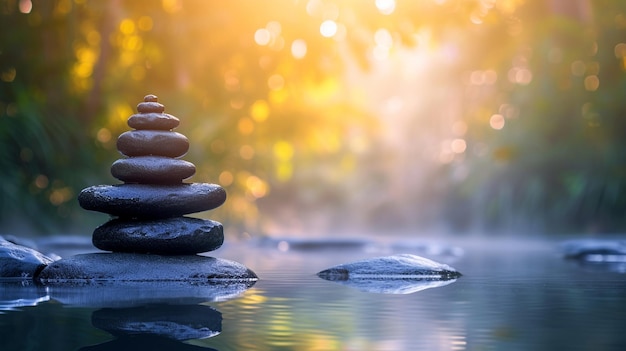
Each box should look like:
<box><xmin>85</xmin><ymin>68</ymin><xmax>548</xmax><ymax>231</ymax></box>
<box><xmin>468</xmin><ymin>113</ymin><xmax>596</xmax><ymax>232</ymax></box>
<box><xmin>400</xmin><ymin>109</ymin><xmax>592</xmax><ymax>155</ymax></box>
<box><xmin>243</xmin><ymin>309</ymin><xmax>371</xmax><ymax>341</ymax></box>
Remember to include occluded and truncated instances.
<box><xmin>0</xmin><ymin>238</ymin><xmax>55</xmax><ymax>278</ymax></box>
<box><xmin>78</xmin><ymin>183</ymin><xmax>226</xmax><ymax>218</ymax></box>
<box><xmin>117</xmin><ymin>130</ymin><xmax>189</xmax><ymax>158</ymax></box>
<box><xmin>93</xmin><ymin>217</ymin><xmax>224</xmax><ymax>254</ymax></box>
<box><xmin>317</xmin><ymin>254</ymin><xmax>461</xmax><ymax>294</ymax></box>
<box><xmin>111</xmin><ymin>156</ymin><xmax>196</xmax><ymax>184</ymax></box>
<box><xmin>38</xmin><ymin>252</ymin><xmax>258</xmax><ymax>282</ymax></box>
<box><xmin>92</xmin><ymin>304</ymin><xmax>221</xmax><ymax>340</ymax></box>
<box><xmin>127</xmin><ymin>112</ymin><xmax>180</xmax><ymax>130</ymax></box>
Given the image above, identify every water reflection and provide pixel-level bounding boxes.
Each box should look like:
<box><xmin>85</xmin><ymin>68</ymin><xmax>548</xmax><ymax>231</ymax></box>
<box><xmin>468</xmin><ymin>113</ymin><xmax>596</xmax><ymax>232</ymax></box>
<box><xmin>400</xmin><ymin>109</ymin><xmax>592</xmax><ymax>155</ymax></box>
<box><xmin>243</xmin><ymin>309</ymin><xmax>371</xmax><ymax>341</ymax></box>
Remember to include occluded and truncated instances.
<box><xmin>81</xmin><ymin>304</ymin><xmax>222</xmax><ymax>350</ymax></box>
<box><xmin>0</xmin><ymin>279</ymin><xmax>49</xmax><ymax>312</ymax></box>
<box><xmin>318</xmin><ymin>276</ymin><xmax>459</xmax><ymax>294</ymax></box>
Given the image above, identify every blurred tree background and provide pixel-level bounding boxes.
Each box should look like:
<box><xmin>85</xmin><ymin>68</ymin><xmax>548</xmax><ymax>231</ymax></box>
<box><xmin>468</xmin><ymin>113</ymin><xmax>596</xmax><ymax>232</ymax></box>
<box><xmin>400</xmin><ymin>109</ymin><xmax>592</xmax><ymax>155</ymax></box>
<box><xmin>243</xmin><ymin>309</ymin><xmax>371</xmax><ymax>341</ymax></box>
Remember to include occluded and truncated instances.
<box><xmin>1</xmin><ymin>0</ymin><xmax>625</xmax><ymax>236</ymax></box>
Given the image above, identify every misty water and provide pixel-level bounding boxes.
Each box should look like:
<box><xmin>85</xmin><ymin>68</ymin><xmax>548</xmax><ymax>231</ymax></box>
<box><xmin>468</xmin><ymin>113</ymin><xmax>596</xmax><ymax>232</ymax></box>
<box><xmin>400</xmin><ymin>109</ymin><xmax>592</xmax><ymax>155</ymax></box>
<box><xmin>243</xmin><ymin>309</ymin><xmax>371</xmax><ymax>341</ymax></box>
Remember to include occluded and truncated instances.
<box><xmin>2</xmin><ymin>235</ymin><xmax>626</xmax><ymax>351</ymax></box>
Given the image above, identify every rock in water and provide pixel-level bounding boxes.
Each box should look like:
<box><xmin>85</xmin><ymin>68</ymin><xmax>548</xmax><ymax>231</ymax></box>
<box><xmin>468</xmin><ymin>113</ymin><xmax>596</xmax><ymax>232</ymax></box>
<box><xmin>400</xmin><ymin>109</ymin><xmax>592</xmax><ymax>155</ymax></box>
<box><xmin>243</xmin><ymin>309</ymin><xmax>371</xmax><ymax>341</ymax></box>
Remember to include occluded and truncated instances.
<box><xmin>38</xmin><ymin>253</ymin><xmax>258</xmax><ymax>282</ymax></box>
<box><xmin>317</xmin><ymin>254</ymin><xmax>461</xmax><ymax>294</ymax></box>
<box><xmin>0</xmin><ymin>238</ymin><xmax>55</xmax><ymax>278</ymax></box>
<box><xmin>92</xmin><ymin>217</ymin><xmax>224</xmax><ymax>255</ymax></box>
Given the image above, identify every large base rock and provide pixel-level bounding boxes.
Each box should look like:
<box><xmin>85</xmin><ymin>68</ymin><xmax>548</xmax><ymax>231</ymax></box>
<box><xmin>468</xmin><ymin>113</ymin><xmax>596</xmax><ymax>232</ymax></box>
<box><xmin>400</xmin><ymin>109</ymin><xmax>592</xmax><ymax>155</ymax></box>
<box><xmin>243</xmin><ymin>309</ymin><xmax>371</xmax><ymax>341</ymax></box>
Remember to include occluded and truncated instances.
<box><xmin>38</xmin><ymin>252</ymin><xmax>257</xmax><ymax>282</ymax></box>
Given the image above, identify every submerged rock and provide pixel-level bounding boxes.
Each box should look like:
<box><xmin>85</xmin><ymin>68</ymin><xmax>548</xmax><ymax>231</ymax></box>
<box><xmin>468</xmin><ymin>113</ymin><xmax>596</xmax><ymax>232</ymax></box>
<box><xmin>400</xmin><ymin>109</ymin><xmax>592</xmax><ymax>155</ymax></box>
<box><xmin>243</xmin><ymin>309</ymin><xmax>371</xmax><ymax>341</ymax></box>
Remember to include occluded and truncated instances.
<box><xmin>0</xmin><ymin>238</ymin><xmax>55</xmax><ymax>278</ymax></box>
<box><xmin>317</xmin><ymin>254</ymin><xmax>461</xmax><ymax>294</ymax></box>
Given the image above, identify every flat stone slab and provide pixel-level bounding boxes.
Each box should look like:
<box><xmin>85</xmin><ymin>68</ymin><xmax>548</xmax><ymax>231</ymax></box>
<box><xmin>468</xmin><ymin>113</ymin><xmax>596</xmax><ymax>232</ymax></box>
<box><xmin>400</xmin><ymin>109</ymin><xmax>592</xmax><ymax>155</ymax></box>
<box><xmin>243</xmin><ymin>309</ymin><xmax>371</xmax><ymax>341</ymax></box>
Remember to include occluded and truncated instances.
<box><xmin>93</xmin><ymin>217</ymin><xmax>224</xmax><ymax>254</ymax></box>
<box><xmin>111</xmin><ymin>156</ymin><xmax>196</xmax><ymax>184</ymax></box>
<box><xmin>78</xmin><ymin>183</ymin><xmax>226</xmax><ymax>218</ymax></box>
<box><xmin>117</xmin><ymin>130</ymin><xmax>189</xmax><ymax>158</ymax></box>
<box><xmin>317</xmin><ymin>254</ymin><xmax>461</xmax><ymax>294</ymax></box>
<box><xmin>0</xmin><ymin>237</ymin><xmax>55</xmax><ymax>278</ymax></box>
<box><xmin>92</xmin><ymin>304</ymin><xmax>221</xmax><ymax>340</ymax></box>
<box><xmin>38</xmin><ymin>253</ymin><xmax>257</xmax><ymax>282</ymax></box>
<box><xmin>128</xmin><ymin>112</ymin><xmax>180</xmax><ymax>130</ymax></box>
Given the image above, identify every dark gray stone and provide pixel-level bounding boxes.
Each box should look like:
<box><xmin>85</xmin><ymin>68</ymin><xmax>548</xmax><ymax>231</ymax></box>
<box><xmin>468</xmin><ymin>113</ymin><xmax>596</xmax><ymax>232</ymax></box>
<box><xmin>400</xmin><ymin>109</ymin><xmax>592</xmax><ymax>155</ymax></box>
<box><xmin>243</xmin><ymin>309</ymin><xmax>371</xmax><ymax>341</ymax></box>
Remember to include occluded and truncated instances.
<box><xmin>317</xmin><ymin>254</ymin><xmax>461</xmax><ymax>294</ymax></box>
<box><xmin>117</xmin><ymin>130</ymin><xmax>189</xmax><ymax>158</ymax></box>
<box><xmin>78</xmin><ymin>183</ymin><xmax>226</xmax><ymax>218</ymax></box>
<box><xmin>0</xmin><ymin>238</ymin><xmax>55</xmax><ymax>278</ymax></box>
<box><xmin>128</xmin><ymin>112</ymin><xmax>180</xmax><ymax>130</ymax></box>
<box><xmin>111</xmin><ymin>156</ymin><xmax>196</xmax><ymax>184</ymax></box>
<box><xmin>92</xmin><ymin>304</ymin><xmax>221</xmax><ymax>340</ymax></box>
<box><xmin>93</xmin><ymin>217</ymin><xmax>224</xmax><ymax>254</ymax></box>
<box><xmin>38</xmin><ymin>252</ymin><xmax>258</xmax><ymax>282</ymax></box>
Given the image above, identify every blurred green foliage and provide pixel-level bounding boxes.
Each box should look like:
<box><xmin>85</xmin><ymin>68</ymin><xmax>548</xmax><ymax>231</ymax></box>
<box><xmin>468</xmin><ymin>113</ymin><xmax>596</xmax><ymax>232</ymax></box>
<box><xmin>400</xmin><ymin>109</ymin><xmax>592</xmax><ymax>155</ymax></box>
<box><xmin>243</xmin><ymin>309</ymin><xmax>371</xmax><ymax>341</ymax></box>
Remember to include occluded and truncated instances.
<box><xmin>1</xmin><ymin>0</ymin><xmax>626</xmax><ymax>235</ymax></box>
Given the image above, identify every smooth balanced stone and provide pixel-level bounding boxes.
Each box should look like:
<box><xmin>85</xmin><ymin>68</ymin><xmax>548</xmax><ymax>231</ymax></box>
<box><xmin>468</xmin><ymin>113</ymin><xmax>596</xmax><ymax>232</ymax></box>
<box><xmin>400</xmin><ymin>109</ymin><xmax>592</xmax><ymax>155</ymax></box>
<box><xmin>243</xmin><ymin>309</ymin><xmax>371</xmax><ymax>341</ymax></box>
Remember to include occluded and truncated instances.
<box><xmin>38</xmin><ymin>253</ymin><xmax>258</xmax><ymax>282</ymax></box>
<box><xmin>78</xmin><ymin>183</ymin><xmax>226</xmax><ymax>218</ymax></box>
<box><xmin>92</xmin><ymin>217</ymin><xmax>224</xmax><ymax>255</ymax></box>
<box><xmin>0</xmin><ymin>238</ymin><xmax>55</xmax><ymax>278</ymax></box>
<box><xmin>117</xmin><ymin>130</ymin><xmax>189</xmax><ymax>158</ymax></box>
<box><xmin>111</xmin><ymin>156</ymin><xmax>196</xmax><ymax>184</ymax></box>
<box><xmin>127</xmin><ymin>112</ymin><xmax>180</xmax><ymax>130</ymax></box>
<box><xmin>137</xmin><ymin>99</ymin><xmax>165</xmax><ymax>113</ymax></box>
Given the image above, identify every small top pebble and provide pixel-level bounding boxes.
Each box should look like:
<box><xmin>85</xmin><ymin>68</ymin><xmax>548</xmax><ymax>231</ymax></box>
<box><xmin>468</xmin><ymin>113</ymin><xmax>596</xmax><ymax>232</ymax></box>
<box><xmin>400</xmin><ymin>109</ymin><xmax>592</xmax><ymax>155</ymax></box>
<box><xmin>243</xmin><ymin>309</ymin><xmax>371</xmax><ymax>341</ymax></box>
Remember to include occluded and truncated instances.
<box><xmin>137</xmin><ymin>94</ymin><xmax>165</xmax><ymax>114</ymax></box>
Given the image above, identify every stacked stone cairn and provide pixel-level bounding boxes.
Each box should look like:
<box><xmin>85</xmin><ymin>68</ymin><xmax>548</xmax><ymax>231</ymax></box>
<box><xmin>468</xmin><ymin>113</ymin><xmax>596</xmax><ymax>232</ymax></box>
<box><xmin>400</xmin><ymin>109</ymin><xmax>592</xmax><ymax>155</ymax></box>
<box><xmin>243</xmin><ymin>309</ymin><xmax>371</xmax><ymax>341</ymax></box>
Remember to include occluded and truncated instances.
<box><xmin>78</xmin><ymin>95</ymin><xmax>226</xmax><ymax>255</ymax></box>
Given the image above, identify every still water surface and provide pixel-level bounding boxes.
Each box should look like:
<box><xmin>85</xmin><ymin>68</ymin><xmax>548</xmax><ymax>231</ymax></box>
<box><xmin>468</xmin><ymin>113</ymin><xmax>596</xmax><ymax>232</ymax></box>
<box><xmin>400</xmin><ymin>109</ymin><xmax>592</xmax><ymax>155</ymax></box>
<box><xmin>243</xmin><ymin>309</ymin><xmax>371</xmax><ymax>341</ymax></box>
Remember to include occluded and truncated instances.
<box><xmin>2</xmin><ymin>236</ymin><xmax>626</xmax><ymax>350</ymax></box>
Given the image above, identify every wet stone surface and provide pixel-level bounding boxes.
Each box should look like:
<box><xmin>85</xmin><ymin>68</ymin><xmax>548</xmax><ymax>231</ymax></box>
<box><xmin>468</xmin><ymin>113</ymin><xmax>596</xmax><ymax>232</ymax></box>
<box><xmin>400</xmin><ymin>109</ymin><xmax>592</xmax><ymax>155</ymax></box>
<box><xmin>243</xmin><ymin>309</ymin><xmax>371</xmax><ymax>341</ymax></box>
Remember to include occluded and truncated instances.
<box><xmin>38</xmin><ymin>253</ymin><xmax>258</xmax><ymax>282</ymax></box>
<box><xmin>92</xmin><ymin>217</ymin><xmax>224</xmax><ymax>255</ymax></box>
<box><xmin>0</xmin><ymin>237</ymin><xmax>55</xmax><ymax>278</ymax></box>
<box><xmin>78</xmin><ymin>183</ymin><xmax>227</xmax><ymax>218</ymax></box>
<box><xmin>317</xmin><ymin>254</ymin><xmax>462</xmax><ymax>294</ymax></box>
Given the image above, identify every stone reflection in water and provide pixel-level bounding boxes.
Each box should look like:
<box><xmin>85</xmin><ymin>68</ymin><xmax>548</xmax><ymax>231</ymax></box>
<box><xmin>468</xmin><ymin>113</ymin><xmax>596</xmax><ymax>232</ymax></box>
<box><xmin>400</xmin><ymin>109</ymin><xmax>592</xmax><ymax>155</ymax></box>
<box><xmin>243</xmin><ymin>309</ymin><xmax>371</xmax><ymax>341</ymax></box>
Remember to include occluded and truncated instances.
<box><xmin>317</xmin><ymin>254</ymin><xmax>461</xmax><ymax>294</ymax></box>
<box><xmin>0</xmin><ymin>280</ymin><xmax>49</xmax><ymax>311</ymax></box>
<box><xmin>45</xmin><ymin>279</ymin><xmax>257</xmax><ymax>308</ymax></box>
<box><xmin>79</xmin><ymin>304</ymin><xmax>221</xmax><ymax>350</ymax></box>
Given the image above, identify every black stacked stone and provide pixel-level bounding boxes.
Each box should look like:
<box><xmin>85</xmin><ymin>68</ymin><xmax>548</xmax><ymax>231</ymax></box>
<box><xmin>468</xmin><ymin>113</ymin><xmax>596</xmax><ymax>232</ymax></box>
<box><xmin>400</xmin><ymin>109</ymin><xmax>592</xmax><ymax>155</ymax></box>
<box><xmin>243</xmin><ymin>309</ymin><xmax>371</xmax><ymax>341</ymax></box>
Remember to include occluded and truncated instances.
<box><xmin>78</xmin><ymin>95</ymin><xmax>226</xmax><ymax>255</ymax></box>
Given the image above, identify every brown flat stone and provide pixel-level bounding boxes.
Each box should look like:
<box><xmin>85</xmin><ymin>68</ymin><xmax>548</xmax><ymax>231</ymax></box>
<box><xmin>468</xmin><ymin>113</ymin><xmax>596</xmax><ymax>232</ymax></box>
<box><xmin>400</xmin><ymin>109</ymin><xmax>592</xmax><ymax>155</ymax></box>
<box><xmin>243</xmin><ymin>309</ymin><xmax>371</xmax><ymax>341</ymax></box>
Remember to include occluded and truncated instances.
<box><xmin>136</xmin><ymin>101</ymin><xmax>165</xmax><ymax>113</ymax></box>
<box><xmin>127</xmin><ymin>113</ymin><xmax>180</xmax><ymax>130</ymax></box>
<box><xmin>117</xmin><ymin>130</ymin><xmax>189</xmax><ymax>158</ymax></box>
<box><xmin>111</xmin><ymin>156</ymin><xmax>196</xmax><ymax>184</ymax></box>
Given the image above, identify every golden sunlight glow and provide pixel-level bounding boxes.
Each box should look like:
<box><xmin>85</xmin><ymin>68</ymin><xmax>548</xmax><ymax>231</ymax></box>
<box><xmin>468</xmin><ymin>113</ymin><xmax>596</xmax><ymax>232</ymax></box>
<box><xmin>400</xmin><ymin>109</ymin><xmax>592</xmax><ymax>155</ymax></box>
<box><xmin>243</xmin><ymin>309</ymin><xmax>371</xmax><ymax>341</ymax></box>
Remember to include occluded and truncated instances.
<box><xmin>96</xmin><ymin>128</ymin><xmax>111</xmax><ymax>143</ymax></box>
<box><xmin>240</xmin><ymin>145</ymin><xmax>255</xmax><ymax>160</ymax></box>
<box><xmin>291</xmin><ymin>39</ymin><xmax>307</xmax><ymax>59</ymax></box>
<box><xmin>238</xmin><ymin>117</ymin><xmax>255</xmax><ymax>135</ymax></box>
<box><xmin>375</xmin><ymin>0</ymin><xmax>396</xmax><ymax>15</ymax></box>
<box><xmin>219</xmin><ymin>170</ymin><xmax>234</xmax><ymax>186</ymax></box>
<box><xmin>451</xmin><ymin>138</ymin><xmax>467</xmax><ymax>153</ymax></box>
<box><xmin>273</xmin><ymin>140</ymin><xmax>294</xmax><ymax>161</ymax></box>
<box><xmin>255</xmin><ymin>28</ymin><xmax>271</xmax><ymax>46</ymax></box>
<box><xmin>490</xmin><ymin>114</ymin><xmax>505</xmax><ymax>130</ymax></box>
<box><xmin>268</xmin><ymin>74</ymin><xmax>285</xmax><ymax>90</ymax></box>
<box><xmin>250</xmin><ymin>99</ymin><xmax>270</xmax><ymax>122</ymax></box>
<box><xmin>320</xmin><ymin>20</ymin><xmax>338</xmax><ymax>38</ymax></box>
<box><xmin>246</xmin><ymin>175</ymin><xmax>269</xmax><ymax>198</ymax></box>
